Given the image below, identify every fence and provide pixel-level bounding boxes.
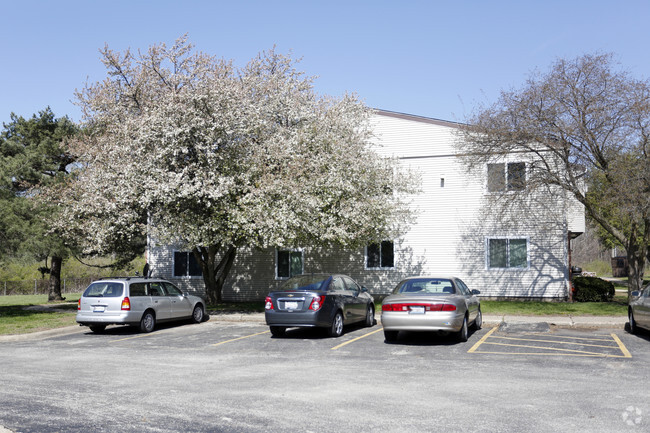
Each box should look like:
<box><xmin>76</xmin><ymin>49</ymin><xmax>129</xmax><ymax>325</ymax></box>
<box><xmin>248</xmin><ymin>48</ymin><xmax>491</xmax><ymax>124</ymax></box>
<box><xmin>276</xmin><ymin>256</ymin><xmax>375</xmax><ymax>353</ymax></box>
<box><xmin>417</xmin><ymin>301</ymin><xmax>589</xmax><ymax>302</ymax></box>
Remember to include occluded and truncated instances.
<box><xmin>0</xmin><ymin>277</ymin><xmax>96</xmax><ymax>296</ymax></box>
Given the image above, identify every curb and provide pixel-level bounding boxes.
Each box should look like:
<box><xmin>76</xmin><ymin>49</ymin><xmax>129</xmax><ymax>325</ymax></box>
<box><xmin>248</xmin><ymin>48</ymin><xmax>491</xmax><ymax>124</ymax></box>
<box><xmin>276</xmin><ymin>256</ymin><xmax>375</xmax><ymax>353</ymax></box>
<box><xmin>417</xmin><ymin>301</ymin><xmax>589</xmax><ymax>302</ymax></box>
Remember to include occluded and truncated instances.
<box><xmin>0</xmin><ymin>313</ymin><xmax>628</xmax><ymax>342</ymax></box>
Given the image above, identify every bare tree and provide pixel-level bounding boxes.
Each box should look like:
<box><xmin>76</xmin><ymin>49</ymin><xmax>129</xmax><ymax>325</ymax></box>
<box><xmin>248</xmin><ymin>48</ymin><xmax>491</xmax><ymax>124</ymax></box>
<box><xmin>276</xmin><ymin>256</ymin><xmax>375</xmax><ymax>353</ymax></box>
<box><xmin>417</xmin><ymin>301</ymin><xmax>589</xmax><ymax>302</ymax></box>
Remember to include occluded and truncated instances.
<box><xmin>458</xmin><ymin>53</ymin><xmax>650</xmax><ymax>294</ymax></box>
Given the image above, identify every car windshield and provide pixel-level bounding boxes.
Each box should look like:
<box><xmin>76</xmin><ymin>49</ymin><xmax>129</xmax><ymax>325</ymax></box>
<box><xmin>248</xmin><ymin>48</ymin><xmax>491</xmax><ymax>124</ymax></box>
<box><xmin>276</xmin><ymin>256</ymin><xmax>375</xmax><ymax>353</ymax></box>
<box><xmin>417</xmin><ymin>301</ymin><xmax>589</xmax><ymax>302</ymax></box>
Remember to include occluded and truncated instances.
<box><xmin>83</xmin><ymin>282</ymin><xmax>124</xmax><ymax>298</ymax></box>
<box><xmin>393</xmin><ymin>278</ymin><xmax>455</xmax><ymax>295</ymax></box>
<box><xmin>279</xmin><ymin>275</ymin><xmax>330</xmax><ymax>292</ymax></box>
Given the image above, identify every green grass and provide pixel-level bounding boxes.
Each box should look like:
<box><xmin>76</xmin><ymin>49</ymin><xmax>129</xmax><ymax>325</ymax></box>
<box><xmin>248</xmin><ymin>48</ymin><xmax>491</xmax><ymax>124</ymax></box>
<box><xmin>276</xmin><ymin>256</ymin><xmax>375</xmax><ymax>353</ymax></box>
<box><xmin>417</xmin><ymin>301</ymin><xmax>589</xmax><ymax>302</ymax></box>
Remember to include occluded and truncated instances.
<box><xmin>0</xmin><ymin>294</ymin><xmax>80</xmax><ymax>335</ymax></box>
<box><xmin>0</xmin><ymin>291</ymin><xmax>631</xmax><ymax>335</ymax></box>
<box><xmin>207</xmin><ymin>302</ymin><xmax>265</xmax><ymax>313</ymax></box>
<box><xmin>480</xmin><ymin>300</ymin><xmax>627</xmax><ymax>316</ymax></box>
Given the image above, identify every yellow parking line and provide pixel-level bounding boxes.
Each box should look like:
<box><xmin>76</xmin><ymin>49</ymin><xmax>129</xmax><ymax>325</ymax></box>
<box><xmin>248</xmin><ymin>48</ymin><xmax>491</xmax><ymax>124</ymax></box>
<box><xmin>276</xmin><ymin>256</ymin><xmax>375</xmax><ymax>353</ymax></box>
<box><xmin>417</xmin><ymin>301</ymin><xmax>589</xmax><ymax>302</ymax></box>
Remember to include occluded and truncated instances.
<box><xmin>212</xmin><ymin>330</ymin><xmax>270</xmax><ymax>347</ymax></box>
<box><xmin>468</xmin><ymin>328</ymin><xmax>632</xmax><ymax>358</ymax></box>
<box><xmin>331</xmin><ymin>328</ymin><xmax>384</xmax><ymax>350</ymax></box>
<box><xmin>471</xmin><ymin>350</ymin><xmax>630</xmax><ymax>358</ymax></box>
<box><xmin>492</xmin><ymin>335</ymin><xmax>619</xmax><ymax>349</ymax></box>
<box><xmin>482</xmin><ymin>341</ymin><xmax>626</xmax><ymax>357</ymax></box>
<box><xmin>111</xmin><ymin>334</ymin><xmax>154</xmax><ymax>343</ymax></box>
<box><xmin>522</xmin><ymin>333</ymin><xmax>613</xmax><ymax>342</ymax></box>
<box><xmin>611</xmin><ymin>333</ymin><xmax>632</xmax><ymax>358</ymax></box>
<box><xmin>467</xmin><ymin>326</ymin><xmax>498</xmax><ymax>353</ymax></box>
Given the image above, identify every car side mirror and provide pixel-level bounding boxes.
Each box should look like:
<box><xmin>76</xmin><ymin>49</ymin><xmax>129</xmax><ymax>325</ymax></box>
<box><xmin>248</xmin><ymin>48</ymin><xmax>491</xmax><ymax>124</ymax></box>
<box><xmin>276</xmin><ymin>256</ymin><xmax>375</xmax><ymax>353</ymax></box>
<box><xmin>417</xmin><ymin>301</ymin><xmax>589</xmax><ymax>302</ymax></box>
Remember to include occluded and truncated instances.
<box><xmin>471</xmin><ymin>289</ymin><xmax>481</xmax><ymax>295</ymax></box>
<box><xmin>631</xmin><ymin>291</ymin><xmax>640</xmax><ymax>298</ymax></box>
<box><xmin>183</xmin><ymin>292</ymin><xmax>190</xmax><ymax>297</ymax></box>
<box><xmin>361</xmin><ymin>287</ymin><xmax>368</xmax><ymax>293</ymax></box>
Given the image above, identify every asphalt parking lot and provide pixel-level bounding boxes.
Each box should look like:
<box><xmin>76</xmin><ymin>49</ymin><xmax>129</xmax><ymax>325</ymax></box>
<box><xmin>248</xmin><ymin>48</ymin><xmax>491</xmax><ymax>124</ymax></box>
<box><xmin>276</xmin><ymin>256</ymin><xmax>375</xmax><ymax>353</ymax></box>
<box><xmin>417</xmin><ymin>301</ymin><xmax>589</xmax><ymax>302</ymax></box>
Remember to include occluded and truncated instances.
<box><xmin>1</xmin><ymin>319</ymin><xmax>649</xmax><ymax>433</ymax></box>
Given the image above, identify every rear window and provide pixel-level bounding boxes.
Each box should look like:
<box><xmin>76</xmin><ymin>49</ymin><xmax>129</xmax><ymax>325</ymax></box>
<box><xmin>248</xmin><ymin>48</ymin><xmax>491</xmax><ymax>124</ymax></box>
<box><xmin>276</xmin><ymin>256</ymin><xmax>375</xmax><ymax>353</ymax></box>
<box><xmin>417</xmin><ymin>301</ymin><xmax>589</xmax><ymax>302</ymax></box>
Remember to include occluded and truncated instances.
<box><xmin>393</xmin><ymin>278</ymin><xmax>455</xmax><ymax>295</ymax></box>
<box><xmin>83</xmin><ymin>282</ymin><xmax>124</xmax><ymax>298</ymax></box>
<box><xmin>279</xmin><ymin>275</ymin><xmax>330</xmax><ymax>292</ymax></box>
<box><xmin>129</xmin><ymin>283</ymin><xmax>147</xmax><ymax>297</ymax></box>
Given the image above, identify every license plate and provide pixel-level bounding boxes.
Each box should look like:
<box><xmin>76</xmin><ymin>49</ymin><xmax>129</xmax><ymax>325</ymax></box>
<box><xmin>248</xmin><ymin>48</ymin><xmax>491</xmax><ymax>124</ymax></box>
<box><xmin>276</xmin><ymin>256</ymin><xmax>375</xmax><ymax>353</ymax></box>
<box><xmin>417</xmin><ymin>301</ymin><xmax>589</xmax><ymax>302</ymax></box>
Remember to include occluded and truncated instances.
<box><xmin>409</xmin><ymin>306</ymin><xmax>425</xmax><ymax>314</ymax></box>
<box><xmin>93</xmin><ymin>306</ymin><xmax>106</xmax><ymax>313</ymax></box>
<box><xmin>284</xmin><ymin>301</ymin><xmax>299</xmax><ymax>310</ymax></box>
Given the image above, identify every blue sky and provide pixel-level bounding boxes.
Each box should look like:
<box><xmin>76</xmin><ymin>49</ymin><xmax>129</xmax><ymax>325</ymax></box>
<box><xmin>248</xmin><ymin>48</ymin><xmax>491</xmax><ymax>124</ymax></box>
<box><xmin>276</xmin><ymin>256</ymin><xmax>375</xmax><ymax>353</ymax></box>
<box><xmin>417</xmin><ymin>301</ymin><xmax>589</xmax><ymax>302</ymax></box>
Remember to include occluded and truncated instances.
<box><xmin>1</xmin><ymin>0</ymin><xmax>648</xmax><ymax>125</ymax></box>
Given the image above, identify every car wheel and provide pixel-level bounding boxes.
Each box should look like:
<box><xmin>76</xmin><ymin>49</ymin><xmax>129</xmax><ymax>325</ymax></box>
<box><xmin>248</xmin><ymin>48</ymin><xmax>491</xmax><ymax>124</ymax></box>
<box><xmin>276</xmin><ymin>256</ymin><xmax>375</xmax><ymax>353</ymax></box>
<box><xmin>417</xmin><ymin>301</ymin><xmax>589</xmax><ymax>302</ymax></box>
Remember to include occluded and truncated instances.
<box><xmin>89</xmin><ymin>325</ymin><xmax>106</xmax><ymax>333</ymax></box>
<box><xmin>140</xmin><ymin>310</ymin><xmax>156</xmax><ymax>333</ymax></box>
<box><xmin>457</xmin><ymin>316</ymin><xmax>468</xmax><ymax>342</ymax></box>
<box><xmin>270</xmin><ymin>326</ymin><xmax>286</xmax><ymax>337</ymax></box>
<box><xmin>365</xmin><ymin>303</ymin><xmax>375</xmax><ymax>327</ymax></box>
<box><xmin>192</xmin><ymin>304</ymin><xmax>204</xmax><ymax>323</ymax></box>
<box><xmin>628</xmin><ymin>309</ymin><xmax>637</xmax><ymax>334</ymax></box>
<box><xmin>328</xmin><ymin>311</ymin><xmax>344</xmax><ymax>338</ymax></box>
<box><xmin>384</xmin><ymin>330</ymin><xmax>398</xmax><ymax>342</ymax></box>
<box><xmin>473</xmin><ymin>307</ymin><xmax>483</xmax><ymax>330</ymax></box>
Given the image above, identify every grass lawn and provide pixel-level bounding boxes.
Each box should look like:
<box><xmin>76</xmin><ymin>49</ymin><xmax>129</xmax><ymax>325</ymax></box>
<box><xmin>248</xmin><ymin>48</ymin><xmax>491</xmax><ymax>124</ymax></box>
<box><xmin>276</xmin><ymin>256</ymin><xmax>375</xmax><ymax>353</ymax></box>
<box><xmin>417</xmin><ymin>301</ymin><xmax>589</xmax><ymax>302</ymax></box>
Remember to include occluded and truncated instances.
<box><xmin>480</xmin><ymin>299</ymin><xmax>627</xmax><ymax>316</ymax></box>
<box><xmin>0</xmin><ymin>294</ymin><xmax>80</xmax><ymax>335</ymax></box>
<box><xmin>0</xmin><ymin>289</ymin><xmax>631</xmax><ymax>335</ymax></box>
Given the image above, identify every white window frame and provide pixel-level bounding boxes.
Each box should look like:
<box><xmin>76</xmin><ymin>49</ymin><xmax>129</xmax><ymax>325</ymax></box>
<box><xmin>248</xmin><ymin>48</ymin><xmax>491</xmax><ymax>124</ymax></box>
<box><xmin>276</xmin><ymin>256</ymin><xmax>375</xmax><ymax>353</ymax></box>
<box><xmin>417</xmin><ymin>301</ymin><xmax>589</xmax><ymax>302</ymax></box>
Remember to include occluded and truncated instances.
<box><xmin>275</xmin><ymin>248</ymin><xmax>304</xmax><ymax>280</ymax></box>
<box><xmin>365</xmin><ymin>241</ymin><xmax>395</xmax><ymax>270</ymax></box>
<box><xmin>172</xmin><ymin>250</ymin><xmax>203</xmax><ymax>279</ymax></box>
<box><xmin>487</xmin><ymin>162</ymin><xmax>526</xmax><ymax>193</ymax></box>
<box><xmin>485</xmin><ymin>237</ymin><xmax>530</xmax><ymax>270</ymax></box>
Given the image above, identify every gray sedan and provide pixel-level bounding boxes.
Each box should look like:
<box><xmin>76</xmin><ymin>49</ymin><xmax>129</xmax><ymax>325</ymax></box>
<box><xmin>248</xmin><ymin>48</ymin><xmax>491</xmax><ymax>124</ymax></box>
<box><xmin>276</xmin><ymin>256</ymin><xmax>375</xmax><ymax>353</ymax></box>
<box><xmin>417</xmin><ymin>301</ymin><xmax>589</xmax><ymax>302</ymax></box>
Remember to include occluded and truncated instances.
<box><xmin>381</xmin><ymin>276</ymin><xmax>481</xmax><ymax>342</ymax></box>
<box><xmin>628</xmin><ymin>283</ymin><xmax>650</xmax><ymax>334</ymax></box>
<box><xmin>265</xmin><ymin>273</ymin><xmax>375</xmax><ymax>338</ymax></box>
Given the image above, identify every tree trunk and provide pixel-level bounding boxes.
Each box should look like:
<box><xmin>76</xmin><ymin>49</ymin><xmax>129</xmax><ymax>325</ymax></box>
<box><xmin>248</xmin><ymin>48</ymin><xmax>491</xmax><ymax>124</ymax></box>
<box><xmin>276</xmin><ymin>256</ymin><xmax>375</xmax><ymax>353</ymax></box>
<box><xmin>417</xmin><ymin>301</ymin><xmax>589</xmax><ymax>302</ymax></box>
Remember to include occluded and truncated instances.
<box><xmin>194</xmin><ymin>245</ymin><xmax>238</xmax><ymax>305</ymax></box>
<box><xmin>47</xmin><ymin>255</ymin><xmax>64</xmax><ymax>302</ymax></box>
<box><xmin>215</xmin><ymin>247</ymin><xmax>237</xmax><ymax>300</ymax></box>
<box><xmin>626</xmin><ymin>235</ymin><xmax>646</xmax><ymax>295</ymax></box>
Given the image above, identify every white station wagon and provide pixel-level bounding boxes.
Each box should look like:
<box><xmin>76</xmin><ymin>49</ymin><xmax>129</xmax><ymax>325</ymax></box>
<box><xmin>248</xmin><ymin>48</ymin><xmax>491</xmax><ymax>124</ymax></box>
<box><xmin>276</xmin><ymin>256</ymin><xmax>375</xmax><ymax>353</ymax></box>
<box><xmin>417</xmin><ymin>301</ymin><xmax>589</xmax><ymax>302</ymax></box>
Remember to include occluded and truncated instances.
<box><xmin>76</xmin><ymin>277</ymin><xmax>207</xmax><ymax>333</ymax></box>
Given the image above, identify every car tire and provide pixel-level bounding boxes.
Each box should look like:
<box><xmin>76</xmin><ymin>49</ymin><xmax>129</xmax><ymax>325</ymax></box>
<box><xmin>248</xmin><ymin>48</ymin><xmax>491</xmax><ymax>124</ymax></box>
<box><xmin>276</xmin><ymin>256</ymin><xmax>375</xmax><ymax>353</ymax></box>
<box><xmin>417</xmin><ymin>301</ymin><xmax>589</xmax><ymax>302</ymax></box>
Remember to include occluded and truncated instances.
<box><xmin>270</xmin><ymin>326</ymin><xmax>286</xmax><ymax>337</ymax></box>
<box><xmin>457</xmin><ymin>316</ymin><xmax>468</xmax><ymax>342</ymax></box>
<box><xmin>365</xmin><ymin>303</ymin><xmax>375</xmax><ymax>327</ymax></box>
<box><xmin>384</xmin><ymin>330</ymin><xmax>398</xmax><ymax>342</ymax></box>
<box><xmin>192</xmin><ymin>304</ymin><xmax>204</xmax><ymax>324</ymax></box>
<box><xmin>628</xmin><ymin>309</ymin><xmax>637</xmax><ymax>334</ymax></box>
<box><xmin>328</xmin><ymin>311</ymin><xmax>344</xmax><ymax>338</ymax></box>
<box><xmin>140</xmin><ymin>310</ymin><xmax>156</xmax><ymax>333</ymax></box>
<box><xmin>89</xmin><ymin>325</ymin><xmax>106</xmax><ymax>333</ymax></box>
<box><xmin>473</xmin><ymin>308</ymin><xmax>483</xmax><ymax>330</ymax></box>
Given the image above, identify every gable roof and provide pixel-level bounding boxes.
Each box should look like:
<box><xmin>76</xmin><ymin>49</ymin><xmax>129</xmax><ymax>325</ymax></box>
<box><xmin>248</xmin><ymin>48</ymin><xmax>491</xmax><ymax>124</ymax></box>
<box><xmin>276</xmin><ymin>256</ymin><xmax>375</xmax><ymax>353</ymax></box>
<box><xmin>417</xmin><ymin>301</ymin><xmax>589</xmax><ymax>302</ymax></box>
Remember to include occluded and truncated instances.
<box><xmin>373</xmin><ymin>109</ymin><xmax>465</xmax><ymax>129</ymax></box>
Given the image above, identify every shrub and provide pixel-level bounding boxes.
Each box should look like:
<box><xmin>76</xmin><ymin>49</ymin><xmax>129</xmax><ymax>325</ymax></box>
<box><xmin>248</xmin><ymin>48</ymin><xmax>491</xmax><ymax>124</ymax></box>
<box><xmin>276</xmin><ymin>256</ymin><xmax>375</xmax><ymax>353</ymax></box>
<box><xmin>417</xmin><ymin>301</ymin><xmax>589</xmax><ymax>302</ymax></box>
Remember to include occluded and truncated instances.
<box><xmin>573</xmin><ymin>276</ymin><xmax>615</xmax><ymax>302</ymax></box>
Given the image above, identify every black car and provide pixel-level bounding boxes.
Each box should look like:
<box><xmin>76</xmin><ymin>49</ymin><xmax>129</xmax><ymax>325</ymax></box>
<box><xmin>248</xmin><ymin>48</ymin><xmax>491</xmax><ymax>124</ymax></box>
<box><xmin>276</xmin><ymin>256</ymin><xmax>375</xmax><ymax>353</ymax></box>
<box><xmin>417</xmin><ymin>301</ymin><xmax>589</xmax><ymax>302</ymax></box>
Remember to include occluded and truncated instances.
<box><xmin>264</xmin><ymin>273</ymin><xmax>375</xmax><ymax>337</ymax></box>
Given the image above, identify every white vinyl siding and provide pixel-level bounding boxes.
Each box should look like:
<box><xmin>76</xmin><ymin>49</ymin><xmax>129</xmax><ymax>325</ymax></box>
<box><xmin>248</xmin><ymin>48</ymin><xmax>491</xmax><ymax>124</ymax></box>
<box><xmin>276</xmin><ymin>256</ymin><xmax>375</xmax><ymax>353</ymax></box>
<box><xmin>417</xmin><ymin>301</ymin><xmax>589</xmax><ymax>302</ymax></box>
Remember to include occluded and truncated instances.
<box><xmin>149</xmin><ymin>110</ymin><xmax>580</xmax><ymax>301</ymax></box>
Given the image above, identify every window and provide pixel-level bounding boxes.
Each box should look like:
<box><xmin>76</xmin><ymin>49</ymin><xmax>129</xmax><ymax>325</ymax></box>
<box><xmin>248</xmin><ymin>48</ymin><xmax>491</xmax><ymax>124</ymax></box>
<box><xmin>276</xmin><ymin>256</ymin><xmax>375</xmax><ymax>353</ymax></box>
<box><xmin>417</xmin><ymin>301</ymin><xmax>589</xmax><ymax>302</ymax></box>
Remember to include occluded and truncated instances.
<box><xmin>487</xmin><ymin>162</ymin><xmax>526</xmax><ymax>192</ymax></box>
<box><xmin>163</xmin><ymin>282</ymin><xmax>183</xmax><ymax>296</ymax></box>
<box><xmin>366</xmin><ymin>241</ymin><xmax>394</xmax><ymax>269</ymax></box>
<box><xmin>129</xmin><ymin>283</ymin><xmax>147</xmax><ymax>297</ymax></box>
<box><xmin>276</xmin><ymin>249</ymin><xmax>303</xmax><ymax>279</ymax></box>
<box><xmin>149</xmin><ymin>282</ymin><xmax>165</xmax><ymax>296</ymax></box>
<box><xmin>173</xmin><ymin>251</ymin><xmax>203</xmax><ymax>277</ymax></box>
<box><xmin>342</xmin><ymin>276</ymin><xmax>361</xmax><ymax>292</ymax></box>
<box><xmin>487</xmin><ymin>238</ymin><xmax>528</xmax><ymax>269</ymax></box>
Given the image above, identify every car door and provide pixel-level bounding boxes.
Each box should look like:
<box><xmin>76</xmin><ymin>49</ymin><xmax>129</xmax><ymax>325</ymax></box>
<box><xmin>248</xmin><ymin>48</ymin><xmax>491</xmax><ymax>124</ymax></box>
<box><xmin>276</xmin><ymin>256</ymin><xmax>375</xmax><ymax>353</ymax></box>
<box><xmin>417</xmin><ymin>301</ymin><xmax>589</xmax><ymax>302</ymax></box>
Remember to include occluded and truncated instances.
<box><xmin>330</xmin><ymin>276</ymin><xmax>355</xmax><ymax>323</ymax></box>
<box><xmin>148</xmin><ymin>282</ymin><xmax>172</xmax><ymax>320</ymax></box>
<box><xmin>638</xmin><ymin>287</ymin><xmax>650</xmax><ymax>328</ymax></box>
<box><xmin>343</xmin><ymin>276</ymin><xmax>366</xmax><ymax>322</ymax></box>
<box><xmin>164</xmin><ymin>282</ymin><xmax>193</xmax><ymax>319</ymax></box>
<box><xmin>456</xmin><ymin>279</ymin><xmax>479</xmax><ymax>321</ymax></box>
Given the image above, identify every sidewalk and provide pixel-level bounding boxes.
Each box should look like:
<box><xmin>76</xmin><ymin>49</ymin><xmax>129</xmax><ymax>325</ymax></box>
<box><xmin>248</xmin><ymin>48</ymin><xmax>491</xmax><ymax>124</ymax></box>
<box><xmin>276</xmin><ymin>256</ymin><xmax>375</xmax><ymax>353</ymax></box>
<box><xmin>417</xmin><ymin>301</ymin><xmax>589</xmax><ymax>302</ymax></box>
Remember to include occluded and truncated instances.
<box><xmin>0</xmin><ymin>312</ymin><xmax>628</xmax><ymax>343</ymax></box>
<box><xmin>206</xmin><ymin>311</ymin><xmax>628</xmax><ymax>329</ymax></box>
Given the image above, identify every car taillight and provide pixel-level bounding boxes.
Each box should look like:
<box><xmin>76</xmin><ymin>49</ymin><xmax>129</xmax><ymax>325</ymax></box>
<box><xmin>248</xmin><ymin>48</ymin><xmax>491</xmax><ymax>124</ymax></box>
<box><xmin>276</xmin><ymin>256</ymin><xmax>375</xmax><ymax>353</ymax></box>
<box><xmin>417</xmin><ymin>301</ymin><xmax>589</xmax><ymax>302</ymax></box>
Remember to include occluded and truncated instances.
<box><xmin>265</xmin><ymin>296</ymin><xmax>274</xmax><ymax>310</ymax></box>
<box><xmin>382</xmin><ymin>303</ymin><xmax>456</xmax><ymax>312</ymax></box>
<box><xmin>309</xmin><ymin>295</ymin><xmax>325</xmax><ymax>311</ymax></box>
<box><xmin>121</xmin><ymin>297</ymin><xmax>131</xmax><ymax>311</ymax></box>
<box><xmin>77</xmin><ymin>299</ymin><xmax>81</xmax><ymax>311</ymax></box>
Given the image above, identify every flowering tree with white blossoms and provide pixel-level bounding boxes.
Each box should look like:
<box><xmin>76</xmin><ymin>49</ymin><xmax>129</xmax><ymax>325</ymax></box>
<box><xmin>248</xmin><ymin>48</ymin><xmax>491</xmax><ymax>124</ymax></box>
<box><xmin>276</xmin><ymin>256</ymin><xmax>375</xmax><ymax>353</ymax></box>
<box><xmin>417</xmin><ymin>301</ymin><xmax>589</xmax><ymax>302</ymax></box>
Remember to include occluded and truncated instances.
<box><xmin>54</xmin><ymin>36</ymin><xmax>418</xmax><ymax>303</ymax></box>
